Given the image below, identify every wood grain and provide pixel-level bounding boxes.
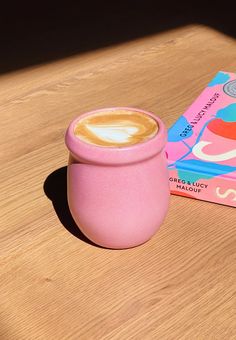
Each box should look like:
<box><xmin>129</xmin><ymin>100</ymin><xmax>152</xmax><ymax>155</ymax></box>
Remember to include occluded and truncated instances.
<box><xmin>0</xmin><ymin>25</ymin><xmax>236</xmax><ymax>340</ymax></box>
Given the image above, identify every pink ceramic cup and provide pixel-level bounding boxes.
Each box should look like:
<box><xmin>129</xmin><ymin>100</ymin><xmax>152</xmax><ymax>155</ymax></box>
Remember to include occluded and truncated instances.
<box><xmin>65</xmin><ymin>107</ymin><xmax>170</xmax><ymax>249</ymax></box>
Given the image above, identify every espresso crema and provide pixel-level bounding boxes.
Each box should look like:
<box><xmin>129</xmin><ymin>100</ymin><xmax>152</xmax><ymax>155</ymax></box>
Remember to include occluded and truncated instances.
<box><xmin>74</xmin><ymin>109</ymin><xmax>158</xmax><ymax>147</ymax></box>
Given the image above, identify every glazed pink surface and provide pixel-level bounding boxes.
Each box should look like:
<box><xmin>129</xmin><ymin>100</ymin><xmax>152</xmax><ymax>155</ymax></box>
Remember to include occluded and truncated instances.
<box><xmin>65</xmin><ymin>107</ymin><xmax>170</xmax><ymax>249</ymax></box>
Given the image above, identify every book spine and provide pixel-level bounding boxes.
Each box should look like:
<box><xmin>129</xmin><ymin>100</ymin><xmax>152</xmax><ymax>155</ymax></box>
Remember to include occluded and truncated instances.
<box><xmin>168</xmin><ymin>168</ymin><xmax>236</xmax><ymax>207</ymax></box>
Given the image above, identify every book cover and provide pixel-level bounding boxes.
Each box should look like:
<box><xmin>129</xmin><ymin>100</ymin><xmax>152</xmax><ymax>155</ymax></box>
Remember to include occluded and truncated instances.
<box><xmin>166</xmin><ymin>71</ymin><xmax>236</xmax><ymax>207</ymax></box>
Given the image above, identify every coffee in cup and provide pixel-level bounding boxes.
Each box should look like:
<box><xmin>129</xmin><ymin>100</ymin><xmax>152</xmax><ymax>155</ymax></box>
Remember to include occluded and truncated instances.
<box><xmin>65</xmin><ymin>107</ymin><xmax>169</xmax><ymax>249</ymax></box>
<box><xmin>73</xmin><ymin>109</ymin><xmax>158</xmax><ymax>147</ymax></box>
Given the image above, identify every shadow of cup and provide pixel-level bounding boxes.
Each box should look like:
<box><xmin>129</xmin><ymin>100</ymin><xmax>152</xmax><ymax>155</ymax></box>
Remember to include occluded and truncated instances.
<box><xmin>43</xmin><ymin>166</ymin><xmax>99</xmax><ymax>247</ymax></box>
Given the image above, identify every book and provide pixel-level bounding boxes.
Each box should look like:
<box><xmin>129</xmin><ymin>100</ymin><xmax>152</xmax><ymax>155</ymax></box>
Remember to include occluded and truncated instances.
<box><xmin>166</xmin><ymin>71</ymin><xmax>236</xmax><ymax>207</ymax></box>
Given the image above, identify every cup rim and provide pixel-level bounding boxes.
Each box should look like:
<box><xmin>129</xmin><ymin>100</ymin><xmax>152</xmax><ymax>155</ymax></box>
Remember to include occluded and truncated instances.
<box><xmin>65</xmin><ymin>107</ymin><xmax>167</xmax><ymax>165</ymax></box>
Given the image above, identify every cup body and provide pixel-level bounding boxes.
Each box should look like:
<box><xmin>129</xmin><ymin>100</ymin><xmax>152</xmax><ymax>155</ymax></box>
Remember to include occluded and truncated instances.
<box><xmin>65</xmin><ymin>107</ymin><xmax>170</xmax><ymax>249</ymax></box>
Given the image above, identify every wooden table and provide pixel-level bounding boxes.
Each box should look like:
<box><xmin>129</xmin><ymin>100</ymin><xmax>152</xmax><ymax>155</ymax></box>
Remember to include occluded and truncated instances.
<box><xmin>1</xmin><ymin>25</ymin><xmax>236</xmax><ymax>340</ymax></box>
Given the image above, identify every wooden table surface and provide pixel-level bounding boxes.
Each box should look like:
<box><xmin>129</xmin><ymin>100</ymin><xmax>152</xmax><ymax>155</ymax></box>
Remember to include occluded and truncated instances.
<box><xmin>1</xmin><ymin>25</ymin><xmax>236</xmax><ymax>340</ymax></box>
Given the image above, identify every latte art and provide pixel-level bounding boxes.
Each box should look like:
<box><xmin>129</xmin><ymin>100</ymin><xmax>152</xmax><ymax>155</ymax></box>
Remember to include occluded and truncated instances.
<box><xmin>74</xmin><ymin>109</ymin><xmax>158</xmax><ymax>147</ymax></box>
<box><xmin>86</xmin><ymin>125</ymin><xmax>139</xmax><ymax>143</ymax></box>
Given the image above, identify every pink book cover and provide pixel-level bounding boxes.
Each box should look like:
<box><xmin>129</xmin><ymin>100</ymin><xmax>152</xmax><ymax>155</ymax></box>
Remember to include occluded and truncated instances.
<box><xmin>166</xmin><ymin>71</ymin><xmax>236</xmax><ymax>207</ymax></box>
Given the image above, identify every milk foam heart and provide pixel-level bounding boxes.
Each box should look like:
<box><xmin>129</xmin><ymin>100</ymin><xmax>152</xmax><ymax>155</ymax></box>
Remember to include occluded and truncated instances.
<box><xmin>74</xmin><ymin>109</ymin><xmax>158</xmax><ymax>147</ymax></box>
<box><xmin>86</xmin><ymin>125</ymin><xmax>139</xmax><ymax>143</ymax></box>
